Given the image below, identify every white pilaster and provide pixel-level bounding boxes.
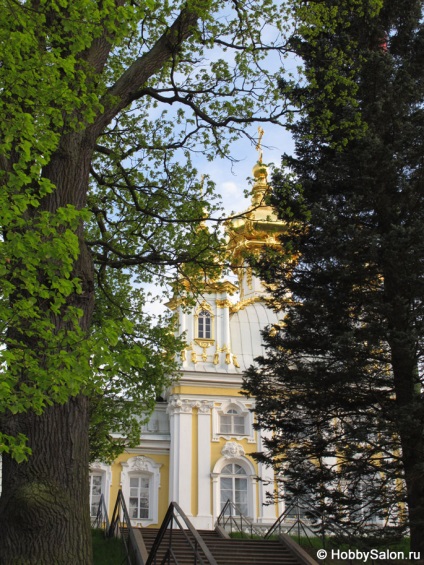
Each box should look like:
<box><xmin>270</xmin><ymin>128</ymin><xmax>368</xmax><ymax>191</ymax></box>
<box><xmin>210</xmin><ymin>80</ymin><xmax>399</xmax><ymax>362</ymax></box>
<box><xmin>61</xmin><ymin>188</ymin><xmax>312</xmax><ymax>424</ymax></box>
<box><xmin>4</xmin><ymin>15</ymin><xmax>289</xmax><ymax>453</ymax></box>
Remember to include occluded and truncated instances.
<box><xmin>257</xmin><ymin>430</ymin><xmax>277</xmax><ymax>523</ymax></box>
<box><xmin>195</xmin><ymin>400</ymin><xmax>214</xmax><ymax>529</ymax></box>
<box><xmin>167</xmin><ymin>397</ymin><xmax>193</xmax><ymax>515</ymax></box>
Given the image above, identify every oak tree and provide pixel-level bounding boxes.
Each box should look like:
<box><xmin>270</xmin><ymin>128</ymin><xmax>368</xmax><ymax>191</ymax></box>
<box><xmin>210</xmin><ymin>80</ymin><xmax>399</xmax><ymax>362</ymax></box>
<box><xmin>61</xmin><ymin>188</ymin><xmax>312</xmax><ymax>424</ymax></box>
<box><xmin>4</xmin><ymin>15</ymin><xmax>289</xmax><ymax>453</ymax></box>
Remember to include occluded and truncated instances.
<box><xmin>0</xmin><ymin>1</ymin><xmax>292</xmax><ymax>562</ymax></box>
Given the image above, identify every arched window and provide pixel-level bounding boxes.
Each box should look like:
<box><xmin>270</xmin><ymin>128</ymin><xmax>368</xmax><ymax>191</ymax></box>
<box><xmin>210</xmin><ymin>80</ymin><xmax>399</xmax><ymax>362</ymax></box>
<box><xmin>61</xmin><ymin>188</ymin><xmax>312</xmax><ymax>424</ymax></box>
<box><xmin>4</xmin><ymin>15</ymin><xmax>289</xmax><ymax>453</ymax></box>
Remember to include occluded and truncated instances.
<box><xmin>220</xmin><ymin>408</ymin><xmax>245</xmax><ymax>435</ymax></box>
<box><xmin>197</xmin><ymin>310</ymin><xmax>212</xmax><ymax>339</ymax></box>
<box><xmin>220</xmin><ymin>463</ymin><xmax>248</xmax><ymax>516</ymax></box>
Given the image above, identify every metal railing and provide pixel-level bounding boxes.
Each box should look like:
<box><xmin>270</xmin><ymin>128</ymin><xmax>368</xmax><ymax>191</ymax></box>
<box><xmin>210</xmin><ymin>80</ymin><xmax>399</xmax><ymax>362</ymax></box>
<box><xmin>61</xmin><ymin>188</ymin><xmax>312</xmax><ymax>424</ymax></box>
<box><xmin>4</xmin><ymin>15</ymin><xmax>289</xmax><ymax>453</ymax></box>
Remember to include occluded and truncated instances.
<box><xmin>109</xmin><ymin>489</ymin><xmax>146</xmax><ymax>565</ymax></box>
<box><xmin>264</xmin><ymin>498</ymin><xmax>326</xmax><ymax>544</ymax></box>
<box><xmin>264</xmin><ymin>497</ymin><xmax>396</xmax><ymax>565</ymax></box>
<box><xmin>91</xmin><ymin>494</ymin><xmax>110</xmax><ymax>532</ymax></box>
<box><xmin>146</xmin><ymin>502</ymin><xmax>218</xmax><ymax>565</ymax></box>
<box><xmin>216</xmin><ymin>500</ymin><xmax>265</xmax><ymax>538</ymax></box>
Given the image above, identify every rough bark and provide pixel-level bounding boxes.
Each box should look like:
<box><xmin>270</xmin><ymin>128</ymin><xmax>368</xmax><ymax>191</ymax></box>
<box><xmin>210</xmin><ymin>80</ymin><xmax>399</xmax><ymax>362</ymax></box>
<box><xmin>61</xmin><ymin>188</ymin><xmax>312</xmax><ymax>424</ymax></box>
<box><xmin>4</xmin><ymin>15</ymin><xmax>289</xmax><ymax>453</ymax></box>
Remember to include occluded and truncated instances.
<box><xmin>0</xmin><ymin>400</ymin><xmax>92</xmax><ymax>564</ymax></box>
<box><xmin>0</xmin><ymin>141</ymin><xmax>96</xmax><ymax>564</ymax></box>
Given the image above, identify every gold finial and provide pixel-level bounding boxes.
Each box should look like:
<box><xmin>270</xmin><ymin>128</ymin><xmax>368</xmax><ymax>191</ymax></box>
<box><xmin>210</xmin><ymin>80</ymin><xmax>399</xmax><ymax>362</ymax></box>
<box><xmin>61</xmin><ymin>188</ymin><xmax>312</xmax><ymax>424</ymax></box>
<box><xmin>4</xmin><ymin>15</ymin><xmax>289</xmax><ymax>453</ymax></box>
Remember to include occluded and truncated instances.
<box><xmin>256</xmin><ymin>126</ymin><xmax>265</xmax><ymax>163</ymax></box>
<box><xmin>198</xmin><ymin>174</ymin><xmax>208</xmax><ymax>229</ymax></box>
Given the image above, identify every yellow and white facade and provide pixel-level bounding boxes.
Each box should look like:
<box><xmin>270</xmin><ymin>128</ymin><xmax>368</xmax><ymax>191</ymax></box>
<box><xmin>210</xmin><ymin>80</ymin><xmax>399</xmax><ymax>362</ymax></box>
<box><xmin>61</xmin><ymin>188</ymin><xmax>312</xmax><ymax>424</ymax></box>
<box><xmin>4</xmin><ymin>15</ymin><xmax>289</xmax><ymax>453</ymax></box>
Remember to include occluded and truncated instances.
<box><xmin>90</xmin><ymin>159</ymin><xmax>286</xmax><ymax>529</ymax></box>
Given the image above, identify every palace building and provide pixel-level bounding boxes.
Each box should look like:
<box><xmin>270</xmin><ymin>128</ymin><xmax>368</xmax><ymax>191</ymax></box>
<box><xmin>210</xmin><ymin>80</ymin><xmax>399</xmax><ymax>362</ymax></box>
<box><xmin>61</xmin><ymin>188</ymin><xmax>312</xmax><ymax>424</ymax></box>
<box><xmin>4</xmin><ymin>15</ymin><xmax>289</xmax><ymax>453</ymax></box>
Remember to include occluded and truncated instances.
<box><xmin>89</xmin><ymin>156</ymin><xmax>286</xmax><ymax>530</ymax></box>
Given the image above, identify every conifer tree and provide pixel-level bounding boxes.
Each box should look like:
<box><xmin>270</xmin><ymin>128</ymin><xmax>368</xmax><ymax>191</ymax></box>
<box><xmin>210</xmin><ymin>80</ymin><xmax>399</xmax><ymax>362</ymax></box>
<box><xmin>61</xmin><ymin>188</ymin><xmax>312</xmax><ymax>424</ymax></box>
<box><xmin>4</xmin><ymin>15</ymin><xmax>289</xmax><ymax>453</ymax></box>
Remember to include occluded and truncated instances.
<box><xmin>244</xmin><ymin>0</ymin><xmax>424</xmax><ymax>552</ymax></box>
<box><xmin>0</xmin><ymin>1</ymin><xmax>294</xmax><ymax>562</ymax></box>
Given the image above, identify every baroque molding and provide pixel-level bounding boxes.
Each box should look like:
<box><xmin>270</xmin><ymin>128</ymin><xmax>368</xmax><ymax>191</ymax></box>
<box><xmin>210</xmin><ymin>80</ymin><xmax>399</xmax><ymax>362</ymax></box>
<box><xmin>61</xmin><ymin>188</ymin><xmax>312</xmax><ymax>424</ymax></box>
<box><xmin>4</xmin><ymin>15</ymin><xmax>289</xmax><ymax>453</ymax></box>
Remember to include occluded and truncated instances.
<box><xmin>167</xmin><ymin>397</ymin><xmax>214</xmax><ymax>415</ymax></box>
<box><xmin>230</xmin><ymin>296</ymin><xmax>262</xmax><ymax>313</ymax></box>
<box><xmin>216</xmin><ymin>299</ymin><xmax>232</xmax><ymax>309</ymax></box>
<box><xmin>222</xmin><ymin>441</ymin><xmax>245</xmax><ymax>459</ymax></box>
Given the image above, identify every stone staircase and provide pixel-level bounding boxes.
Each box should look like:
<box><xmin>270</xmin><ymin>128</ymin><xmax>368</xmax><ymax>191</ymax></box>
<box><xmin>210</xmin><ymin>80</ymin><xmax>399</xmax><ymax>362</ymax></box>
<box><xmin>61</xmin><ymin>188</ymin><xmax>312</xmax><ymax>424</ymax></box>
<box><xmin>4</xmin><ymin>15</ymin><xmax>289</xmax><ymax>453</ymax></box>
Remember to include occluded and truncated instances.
<box><xmin>139</xmin><ymin>527</ymin><xmax>313</xmax><ymax>565</ymax></box>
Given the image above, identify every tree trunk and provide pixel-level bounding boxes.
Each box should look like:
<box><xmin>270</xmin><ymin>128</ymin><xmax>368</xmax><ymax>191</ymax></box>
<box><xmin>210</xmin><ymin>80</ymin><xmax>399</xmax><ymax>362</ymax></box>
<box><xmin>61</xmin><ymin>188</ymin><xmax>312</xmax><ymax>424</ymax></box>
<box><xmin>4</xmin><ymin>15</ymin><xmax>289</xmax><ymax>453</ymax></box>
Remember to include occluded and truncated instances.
<box><xmin>385</xmin><ymin>261</ymin><xmax>424</xmax><ymax>555</ymax></box>
<box><xmin>0</xmin><ymin>399</ymin><xmax>92</xmax><ymax>564</ymax></box>
<box><xmin>0</xmin><ymin>139</ymin><xmax>96</xmax><ymax>564</ymax></box>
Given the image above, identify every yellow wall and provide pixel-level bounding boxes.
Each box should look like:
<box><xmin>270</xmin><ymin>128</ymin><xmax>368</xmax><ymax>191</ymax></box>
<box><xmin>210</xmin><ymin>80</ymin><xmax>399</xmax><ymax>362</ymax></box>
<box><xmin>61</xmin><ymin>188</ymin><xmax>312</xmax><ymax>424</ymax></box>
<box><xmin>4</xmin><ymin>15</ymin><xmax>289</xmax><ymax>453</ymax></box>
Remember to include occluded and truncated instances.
<box><xmin>109</xmin><ymin>451</ymin><xmax>170</xmax><ymax>528</ymax></box>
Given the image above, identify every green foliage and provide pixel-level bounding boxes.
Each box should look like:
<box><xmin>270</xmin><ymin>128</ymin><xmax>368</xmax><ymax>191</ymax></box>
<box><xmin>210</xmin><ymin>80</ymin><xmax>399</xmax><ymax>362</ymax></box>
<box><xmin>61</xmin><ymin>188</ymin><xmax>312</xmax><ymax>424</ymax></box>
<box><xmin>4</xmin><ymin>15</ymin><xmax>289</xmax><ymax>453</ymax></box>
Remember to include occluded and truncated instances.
<box><xmin>289</xmin><ymin>0</ymin><xmax>384</xmax><ymax>145</ymax></box>
<box><xmin>244</xmin><ymin>0</ymin><xmax>424</xmax><ymax>548</ymax></box>
<box><xmin>0</xmin><ymin>0</ymin><xmax>293</xmax><ymax>463</ymax></box>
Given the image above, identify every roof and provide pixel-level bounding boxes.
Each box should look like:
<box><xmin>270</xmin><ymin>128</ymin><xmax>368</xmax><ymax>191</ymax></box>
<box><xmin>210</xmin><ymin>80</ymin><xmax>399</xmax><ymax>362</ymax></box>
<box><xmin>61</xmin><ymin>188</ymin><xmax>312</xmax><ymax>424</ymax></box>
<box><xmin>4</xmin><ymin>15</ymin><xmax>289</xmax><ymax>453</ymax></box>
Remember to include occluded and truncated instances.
<box><xmin>230</xmin><ymin>299</ymin><xmax>281</xmax><ymax>372</ymax></box>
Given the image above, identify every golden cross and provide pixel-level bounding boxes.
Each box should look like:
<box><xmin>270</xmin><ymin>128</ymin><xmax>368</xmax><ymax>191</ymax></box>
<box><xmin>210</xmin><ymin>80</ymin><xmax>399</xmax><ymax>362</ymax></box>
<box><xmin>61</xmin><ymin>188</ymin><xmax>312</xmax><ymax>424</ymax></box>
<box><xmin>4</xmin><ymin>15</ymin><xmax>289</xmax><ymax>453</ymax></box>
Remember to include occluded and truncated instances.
<box><xmin>256</xmin><ymin>126</ymin><xmax>265</xmax><ymax>163</ymax></box>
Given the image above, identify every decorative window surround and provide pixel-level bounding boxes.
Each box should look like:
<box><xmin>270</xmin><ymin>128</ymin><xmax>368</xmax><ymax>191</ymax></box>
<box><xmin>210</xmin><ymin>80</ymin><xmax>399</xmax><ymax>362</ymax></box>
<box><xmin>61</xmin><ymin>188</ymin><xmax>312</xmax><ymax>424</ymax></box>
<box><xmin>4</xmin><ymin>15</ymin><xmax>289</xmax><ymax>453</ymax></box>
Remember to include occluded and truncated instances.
<box><xmin>121</xmin><ymin>456</ymin><xmax>161</xmax><ymax>526</ymax></box>
<box><xmin>194</xmin><ymin>302</ymin><xmax>215</xmax><ymax>342</ymax></box>
<box><xmin>211</xmin><ymin>453</ymin><xmax>256</xmax><ymax>521</ymax></box>
<box><xmin>89</xmin><ymin>462</ymin><xmax>112</xmax><ymax>517</ymax></box>
<box><xmin>212</xmin><ymin>400</ymin><xmax>255</xmax><ymax>443</ymax></box>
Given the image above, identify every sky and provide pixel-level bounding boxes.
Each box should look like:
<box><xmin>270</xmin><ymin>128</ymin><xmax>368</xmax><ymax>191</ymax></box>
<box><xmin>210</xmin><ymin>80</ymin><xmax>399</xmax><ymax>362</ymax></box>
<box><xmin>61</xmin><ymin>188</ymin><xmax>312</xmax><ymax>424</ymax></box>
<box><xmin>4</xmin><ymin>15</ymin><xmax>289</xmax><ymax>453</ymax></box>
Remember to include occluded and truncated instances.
<box><xmin>145</xmin><ymin>122</ymin><xmax>295</xmax><ymax>318</ymax></box>
<box><xmin>198</xmin><ymin>121</ymin><xmax>294</xmax><ymax>219</ymax></box>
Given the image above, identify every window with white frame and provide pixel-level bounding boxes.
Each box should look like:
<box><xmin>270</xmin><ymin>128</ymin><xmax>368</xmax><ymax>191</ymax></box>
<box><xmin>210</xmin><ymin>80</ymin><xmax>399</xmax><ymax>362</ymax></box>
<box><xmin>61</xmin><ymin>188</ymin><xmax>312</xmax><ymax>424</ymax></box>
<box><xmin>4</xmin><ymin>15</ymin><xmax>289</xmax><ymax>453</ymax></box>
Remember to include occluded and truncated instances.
<box><xmin>213</xmin><ymin>402</ymin><xmax>255</xmax><ymax>443</ymax></box>
<box><xmin>197</xmin><ymin>309</ymin><xmax>212</xmax><ymax>339</ymax></box>
<box><xmin>89</xmin><ymin>473</ymin><xmax>103</xmax><ymax>517</ymax></box>
<box><xmin>220</xmin><ymin>408</ymin><xmax>246</xmax><ymax>436</ymax></box>
<box><xmin>121</xmin><ymin>456</ymin><xmax>161</xmax><ymax>525</ymax></box>
<box><xmin>129</xmin><ymin>475</ymin><xmax>150</xmax><ymax>520</ymax></box>
<box><xmin>220</xmin><ymin>463</ymin><xmax>248</xmax><ymax>516</ymax></box>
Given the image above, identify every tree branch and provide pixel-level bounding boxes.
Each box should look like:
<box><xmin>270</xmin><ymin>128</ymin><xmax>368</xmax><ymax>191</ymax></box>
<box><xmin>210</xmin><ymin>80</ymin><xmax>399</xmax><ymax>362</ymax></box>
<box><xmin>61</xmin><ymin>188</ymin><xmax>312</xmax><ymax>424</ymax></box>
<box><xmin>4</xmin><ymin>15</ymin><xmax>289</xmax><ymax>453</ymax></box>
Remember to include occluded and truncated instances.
<box><xmin>91</xmin><ymin>7</ymin><xmax>199</xmax><ymax>137</ymax></box>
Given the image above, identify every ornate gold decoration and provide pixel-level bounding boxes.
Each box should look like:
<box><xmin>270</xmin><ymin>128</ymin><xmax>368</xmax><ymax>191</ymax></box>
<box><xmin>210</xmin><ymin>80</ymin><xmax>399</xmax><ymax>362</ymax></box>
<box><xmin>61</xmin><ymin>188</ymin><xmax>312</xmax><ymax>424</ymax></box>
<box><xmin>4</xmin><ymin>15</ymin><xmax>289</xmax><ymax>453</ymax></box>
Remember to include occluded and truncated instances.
<box><xmin>177</xmin><ymin>279</ymin><xmax>238</xmax><ymax>295</ymax></box>
<box><xmin>256</xmin><ymin>126</ymin><xmax>265</xmax><ymax>163</ymax></box>
<box><xmin>225</xmin><ymin>352</ymin><xmax>231</xmax><ymax>364</ymax></box>
<box><xmin>246</xmin><ymin>266</ymin><xmax>253</xmax><ymax>290</ymax></box>
<box><xmin>193</xmin><ymin>338</ymin><xmax>214</xmax><ymax>363</ymax></box>
<box><xmin>230</xmin><ymin>296</ymin><xmax>262</xmax><ymax>313</ymax></box>
<box><xmin>197</xmin><ymin>300</ymin><xmax>213</xmax><ymax>314</ymax></box>
<box><xmin>216</xmin><ymin>299</ymin><xmax>232</xmax><ymax>309</ymax></box>
<box><xmin>213</xmin><ymin>352</ymin><xmax>219</xmax><ymax>365</ymax></box>
<box><xmin>191</xmin><ymin>351</ymin><xmax>197</xmax><ymax>364</ymax></box>
<box><xmin>233</xmin><ymin>355</ymin><xmax>240</xmax><ymax>368</ymax></box>
<box><xmin>194</xmin><ymin>339</ymin><xmax>214</xmax><ymax>348</ymax></box>
<box><xmin>181</xmin><ymin>349</ymin><xmax>186</xmax><ymax>362</ymax></box>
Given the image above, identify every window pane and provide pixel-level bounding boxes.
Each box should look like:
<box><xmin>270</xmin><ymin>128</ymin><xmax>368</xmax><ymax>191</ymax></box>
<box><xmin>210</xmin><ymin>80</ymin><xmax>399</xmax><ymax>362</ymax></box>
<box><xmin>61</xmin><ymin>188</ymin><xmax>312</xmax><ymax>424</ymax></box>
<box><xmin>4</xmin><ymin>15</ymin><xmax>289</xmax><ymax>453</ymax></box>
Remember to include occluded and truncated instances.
<box><xmin>220</xmin><ymin>415</ymin><xmax>231</xmax><ymax>434</ymax></box>
<box><xmin>90</xmin><ymin>474</ymin><xmax>103</xmax><ymax>517</ymax></box>
<box><xmin>234</xmin><ymin>464</ymin><xmax>246</xmax><ymax>475</ymax></box>
<box><xmin>221</xmin><ymin>465</ymin><xmax>233</xmax><ymax>475</ymax></box>
<box><xmin>233</xmin><ymin>417</ymin><xmax>245</xmax><ymax>435</ymax></box>
<box><xmin>198</xmin><ymin>310</ymin><xmax>211</xmax><ymax>339</ymax></box>
<box><xmin>220</xmin><ymin>468</ymin><xmax>249</xmax><ymax>517</ymax></box>
<box><xmin>128</xmin><ymin>475</ymin><xmax>150</xmax><ymax>520</ymax></box>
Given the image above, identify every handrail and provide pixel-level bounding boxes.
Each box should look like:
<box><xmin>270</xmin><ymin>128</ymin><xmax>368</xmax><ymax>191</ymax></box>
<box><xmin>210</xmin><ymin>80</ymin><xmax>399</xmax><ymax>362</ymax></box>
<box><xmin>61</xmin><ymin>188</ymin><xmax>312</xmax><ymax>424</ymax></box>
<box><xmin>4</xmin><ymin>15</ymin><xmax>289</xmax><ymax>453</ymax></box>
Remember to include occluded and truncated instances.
<box><xmin>146</xmin><ymin>501</ymin><xmax>219</xmax><ymax>565</ymax></box>
<box><xmin>264</xmin><ymin>496</ymin><xmax>393</xmax><ymax>564</ymax></box>
<box><xmin>265</xmin><ymin>498</ymin><xmax>321</xmax><ymax>539</ymax></box>
<box><xmin>109</xmin><ymin>489</ymin><xmax>145</xmax><ymax>565</ymax></box>
<box><xmin>216</xmin><ymin>499</ymin><xmax>265</xmax><ymax>538</ymax></box>
<box><xmin>91</xmin><ymin>493</ymin><xmax>110</xmax><ymax>532</ymax></box>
